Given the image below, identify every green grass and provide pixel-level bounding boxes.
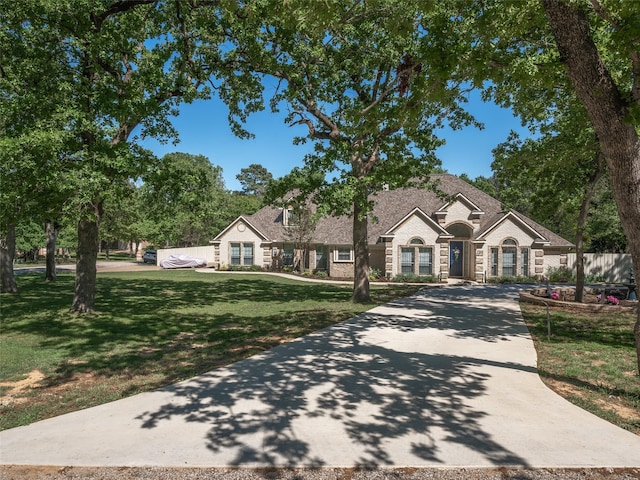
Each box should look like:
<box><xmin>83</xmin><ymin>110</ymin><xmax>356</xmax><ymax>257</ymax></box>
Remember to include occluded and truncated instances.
<box><xmin>0</xmin><ymin>271</ymin><xmax>418</xmax><ymax>430</ymax></box>
<box><xmin>520</xmin><ymin>303</ymin><xmax>640</xmax><ymax>434</ymax></box>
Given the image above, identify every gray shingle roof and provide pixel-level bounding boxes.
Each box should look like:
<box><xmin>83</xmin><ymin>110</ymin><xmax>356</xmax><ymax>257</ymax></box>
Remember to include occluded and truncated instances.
<box><xmin>226</xmin><ymin>174</ymin><xmax>573</xmax><ymax>247</ymax></box>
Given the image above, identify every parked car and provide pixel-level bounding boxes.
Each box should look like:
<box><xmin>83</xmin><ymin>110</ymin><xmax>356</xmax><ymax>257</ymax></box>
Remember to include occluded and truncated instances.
<box><xmin>142</xmin><ymin>249</ymin><xmax>157</xmax><ymax>264</ymax></box>
<box><xmin>160</xmin><ymin>254</ymin><xmax>207</xmax><ymax>269</ymax></box>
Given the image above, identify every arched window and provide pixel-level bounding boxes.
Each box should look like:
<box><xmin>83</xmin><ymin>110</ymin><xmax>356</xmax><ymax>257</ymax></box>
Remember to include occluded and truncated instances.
<box><xmin>401</xmin><ymin>239</ymin><xmax>433</xmax><ymax>275</ymax></box>
<box><xmin>501</xmin><ymin>239</ymin><xmax>517</xmax><ymax>276</ymax></box>
<box><xmin>489</xmin><ymin>238</ymin><xmax>530</xmax><ymax>278</ymax></box>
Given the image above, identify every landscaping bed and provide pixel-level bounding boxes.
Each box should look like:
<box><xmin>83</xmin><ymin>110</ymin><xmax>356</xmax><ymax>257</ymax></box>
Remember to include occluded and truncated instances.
<box><xmin>521</xmin><ymin>286</ymin><xmax>637</xmax><ymax>313</ymax></box>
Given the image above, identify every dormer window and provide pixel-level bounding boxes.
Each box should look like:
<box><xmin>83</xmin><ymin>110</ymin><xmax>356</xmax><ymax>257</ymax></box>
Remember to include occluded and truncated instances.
<box><xmin>283</xmin><ymin>208</ymin><xmax>299</xmax><ymax>227</ymax></box>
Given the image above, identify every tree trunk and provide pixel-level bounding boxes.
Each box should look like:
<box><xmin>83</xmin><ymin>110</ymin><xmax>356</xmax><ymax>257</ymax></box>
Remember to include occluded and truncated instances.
<box><xmin>574</xmin><ymin>161</ymin><xmax>603</xmax><ymax>303</ymax></box>
<box><xmin>0</xmin><ymin>223</ymin><xmax>18</xmax><ymax>294</ymax></box>
<box><xmin>352</xmin><ymin>192</ymin><xmax>371</xmax><ymax>303</ymax></box>
<box><xmin>542</xmin><ymin>0</ymin><xmax>640</xmax><ymax>373</ymax></box>
<box><xmin>45</xmin><ymin>220</ymin><xmax>61</xmax><ymax>282</ymax></box>
<box><xmin>71</xmin><ymin>207</ymin><xmax>101</xmax><ymax>313</ymax></box>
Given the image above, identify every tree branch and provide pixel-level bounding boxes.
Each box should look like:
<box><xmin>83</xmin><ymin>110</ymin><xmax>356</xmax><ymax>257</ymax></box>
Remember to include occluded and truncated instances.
<box><xmin>91</xmin><ymin>1</ymin><xmax>157</xmax><ymax>30</ymax></box>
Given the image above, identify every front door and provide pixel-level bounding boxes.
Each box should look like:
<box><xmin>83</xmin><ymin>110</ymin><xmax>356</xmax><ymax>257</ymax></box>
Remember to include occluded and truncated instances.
<box><xmin>450</xmin><ymin>241</ymin><xmax>463</xmax><ymax>277</ymax></box>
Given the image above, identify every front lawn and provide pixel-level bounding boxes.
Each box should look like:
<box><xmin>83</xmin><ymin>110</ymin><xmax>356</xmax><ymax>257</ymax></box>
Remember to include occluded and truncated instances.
<box><xmin>520</xmin><ymin>303</ymin><xmax>640</xmax><ymax>434</ymax></box>
<box><xmin>0</xmin><ymin>271</ymin><xmax>417</xmax><ymax>430</ymax></box>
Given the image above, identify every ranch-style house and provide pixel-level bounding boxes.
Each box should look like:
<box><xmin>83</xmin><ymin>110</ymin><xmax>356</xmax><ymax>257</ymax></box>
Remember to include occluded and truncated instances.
<box><xmin>212</xmin><ymin>174</ymin><xmax>573</xmax><ymax>282</ymax></box>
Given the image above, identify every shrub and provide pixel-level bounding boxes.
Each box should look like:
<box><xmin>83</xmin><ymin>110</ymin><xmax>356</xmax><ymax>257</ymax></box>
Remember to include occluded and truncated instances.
<box><xmin>585</xmin><ymin>274</ymin><xmax>606</xmax><ymax>283</ymax></box>
<box><xmin>227</xmin><ymin>265</ymin><xmax>263</xmax><ymax>272</ymax></box>
<box><xmin>546</xmin><ymin>266</ymin><xmax>574</xmax><ymax>283</ymax></box>
<box><xmin>392</xmin><ymin>273</ymin><xmax>439</xmax><ymax>283</ymax></box>
<box><xmin>369</xmin><ymin>268</ymin><xmax>382</xmax><ymax>281</ymax></box>
<box><xmin>314</xmin><ymin>271</ymin><xmax>328</xmax><ymax>279</ymax></box>
<box><xmin>487</xmin><ymin>275</ymin><xmax>539</xmax><ymax>284</ymax></box>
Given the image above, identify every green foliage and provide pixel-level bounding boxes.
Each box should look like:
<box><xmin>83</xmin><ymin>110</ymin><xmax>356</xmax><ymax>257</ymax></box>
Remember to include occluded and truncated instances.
<box><xmin>1</xmin><ymin>1</ymin><xmax>229</xmax><ymax>309</ymax></box>
<box><xmin>141</xmin><ymin>153</ymin><xmax>227</xmax><ymax>247</ymax></box>
<box><xmin>236</xmin><ymin>164</ymin><xmax>273</xmax><ymax>196</ymax></box>
<box><xmin>392</xmin><ymin>273</ymin><xmax>439</xmax><ymax>284</ymax></box>
<box><xmin>584</xmin><ymin>274</ymin><xmax>607</xmax><ymax>284</ymax></box>
<box><xmin>369</xmin><ymin>268</ymin><xmax>383</xmax><ymax>281</ymax></box>
<box><xmin>100</xmin><ymin>181</ymin><xmax>145</xmax><ymax>248</ymax></box>
<box><xmin>218</xmin><ymin>264</ymin><xmax>263</xmax><ymax>272</ymax></box>
<box><xmin>470</xmin><ymin>0</ymin><xmax>631</xmax><ymax>253</ymax></box>
<box><xmin>546</xmin><ymin>266</ymin><xmax>574</xmax><ymax>283</ymax></box>
<box><xmin>487</xmin><ymin>276</ymin><xmax>539</xmax><ymax>284</ymax></box>
<box><xmin>586</xmin><ymin>181</ymin><xmax>628</xmax><ymax>252</ymax></box>
<box><xmin>210</xmin><ymin>1</ymin><xmax>483</xmax><ymax>300</ymax></box>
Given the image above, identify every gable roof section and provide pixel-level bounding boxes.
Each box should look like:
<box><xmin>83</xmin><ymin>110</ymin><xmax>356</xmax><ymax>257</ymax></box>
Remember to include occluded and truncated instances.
<box><xmin>212</xmin><ymin>216</ymin><xmax>270</xmax><ymax>242</ymax></box>
<box><xmin>435</xmin><ymin>192</ymin><xmax>485</xmax><ymax>216</ymax></box>
<box><xmin>384</xmin><ymin>207</ymin><xmax>452</xmax><ymax>238</ymax></box>
<box><xmin>477</xmin><ymin>211</ymin><xmax>549</xmax><ymax>244</ymax></box>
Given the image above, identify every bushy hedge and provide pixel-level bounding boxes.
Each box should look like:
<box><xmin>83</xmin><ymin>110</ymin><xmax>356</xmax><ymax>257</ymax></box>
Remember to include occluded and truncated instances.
<box><xmin>487</xmin><ymin>275</ymin><xmax>539</xmax><ymax>284</ymax></box>
<box><xmin>392</xmin><ymin>273</ymin><xmax>439</xmax><ymax>283</ymax></box>
<box><xmin>219</xmin><ymin>264</ymin><xmax>263</xmax><ymax>272</ymax></box>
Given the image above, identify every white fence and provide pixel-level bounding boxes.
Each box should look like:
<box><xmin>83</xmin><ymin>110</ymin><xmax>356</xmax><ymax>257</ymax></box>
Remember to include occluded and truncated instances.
<box><xmin>157</xmin><ymin>245</ymin><xmax>216</xmax><ymax>265</ymax></box>
<box><xmin>567</xmin><ymin>253</ymin><xmax>633</xmax><ymax>283</ymax></box>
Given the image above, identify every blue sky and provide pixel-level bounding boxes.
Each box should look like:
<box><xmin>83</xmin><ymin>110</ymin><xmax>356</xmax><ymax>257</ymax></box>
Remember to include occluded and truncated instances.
<box><xmin>139</xmin><ymin>89</ymin><xmax>529</xmax><ymax>192</ymax></box>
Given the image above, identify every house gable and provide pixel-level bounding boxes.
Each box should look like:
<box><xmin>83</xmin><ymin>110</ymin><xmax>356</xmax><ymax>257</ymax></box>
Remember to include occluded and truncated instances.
<box><xmin>212</xmin><ymin>216</ymin><xmax>270</xmax><ymax>243</ymax></box>
<box><xmin>384</xmin><ymin>207</ymin><xmax>452</xmax><ymax>243</ymax></box>
<box><xmin>435</xmin><ymin>193</ymin><xmax>485</xmax><ymax>224</ymax></box>
<box><xmin>479</xmin><ymin>211</ymin><xmax>549</xmax><ymax>247</ymax></box>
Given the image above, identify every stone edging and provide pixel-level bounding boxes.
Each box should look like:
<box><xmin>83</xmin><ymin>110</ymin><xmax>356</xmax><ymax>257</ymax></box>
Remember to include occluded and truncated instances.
<box><xmin>519</xmin><ymin>291</ymin><xmax>637</xmax><ymax>313</ymax></box>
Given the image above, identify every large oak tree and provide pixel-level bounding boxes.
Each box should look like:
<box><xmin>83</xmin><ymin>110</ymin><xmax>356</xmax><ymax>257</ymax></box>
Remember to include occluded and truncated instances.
<box><xmin>2</xmin><ymin>1</ymin><xmax>223</xmax><ymax>311</ymax></box>
<box><xmin>541</xmin><ymin>0</ymin><xmax>640</xmax><ymax>373</ymax></box>
<box><xmin>210</xmin><ymin>0</ymin><xmax>478</xmax><ymax>301</ymax></box>
<box><xmin>471</xmin><ymin>0</ymin><xmax>640</xmax><ymax>372</ymax></box>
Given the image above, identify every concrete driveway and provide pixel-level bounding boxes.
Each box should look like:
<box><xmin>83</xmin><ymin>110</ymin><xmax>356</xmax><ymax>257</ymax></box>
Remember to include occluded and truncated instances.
<box><xmin>1</xmin><ymin>284</ymin><xmax>639</xmax><ymax>468</ymax></box>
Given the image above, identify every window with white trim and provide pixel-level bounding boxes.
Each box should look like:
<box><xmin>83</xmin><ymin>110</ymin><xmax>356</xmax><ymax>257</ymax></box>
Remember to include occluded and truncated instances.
<box><xmin>230</xmin><ymin>243</ymin><xmax>241</xmax><ymax>265</ymax></box>
<box><xmin>283</xmin><ymin>208</ymin><xmax>299</xmax><ymax>226</ymax></box>
<box><xmin>335</xmin><ymin>247</ymin><xmax>353</xmax><ymax>262</ymax></box>
<box><xmin>243</xmin><ymin>243</ymin><xmax>254</xmax><ymax>266</ymax></box>
<box><xmin>230</xmin><ymin>242</ymin><xmax>255</xmax><ymax>266</ymax></box>
<box><xmin>401</xmin><ymin>247</ymin><xmax>414</xmax><ymax>273</ymax></box>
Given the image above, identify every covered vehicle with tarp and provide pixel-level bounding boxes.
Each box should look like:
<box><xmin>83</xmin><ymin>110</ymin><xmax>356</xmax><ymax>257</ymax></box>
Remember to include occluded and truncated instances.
<box><xmin>159</xmin><ymin>254</ymin><xmax>208</xmax><ymax>269</ymax></box>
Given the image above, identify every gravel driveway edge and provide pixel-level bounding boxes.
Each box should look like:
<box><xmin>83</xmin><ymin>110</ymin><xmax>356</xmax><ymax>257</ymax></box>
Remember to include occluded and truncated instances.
<box><xmin>2</xmin><ymin>466</ymin><xmax>640</xmax><ymax>480</ymax></box>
